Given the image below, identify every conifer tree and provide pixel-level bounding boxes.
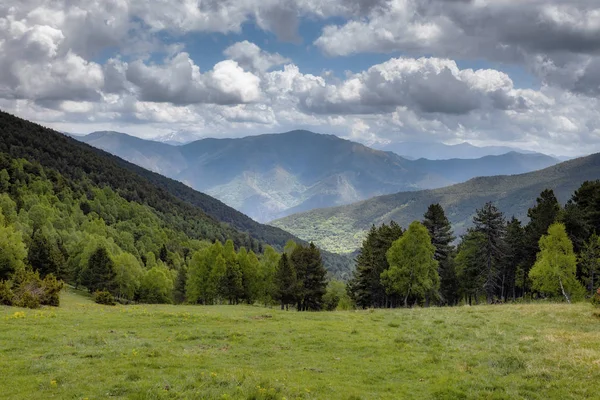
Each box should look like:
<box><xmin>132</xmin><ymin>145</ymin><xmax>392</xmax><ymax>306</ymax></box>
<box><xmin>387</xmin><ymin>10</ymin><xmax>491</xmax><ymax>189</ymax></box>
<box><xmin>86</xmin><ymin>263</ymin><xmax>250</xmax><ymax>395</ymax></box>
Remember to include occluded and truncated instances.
<box><xmin>27</xmin><ymin>230</ymin><xmax>65</xmax><ymax>279</ymax></box>
<box><xmin>473</xmin><ymin>202</ymin><xmax>506</xmax><ymax>303</ymax></box>
<box><xmin>423</xmin><ymin>204</ymin><xmax>456</xmax><ymax>305</ymax></box>
<box><xmin>81</xmin><ymin>247</ymin><xmax>116</xmax><ymax>294</ymax></box>
<box><xmin>301</xmin><ymin>243</ymin><xmax>328</xmax><ymax>311</ymax></box>
<box><xmin>524</xmin><ymin>189</ymin><xmax>561</xmax><ymax>274</ymax></box>
<box><xmin>455</xmin><ymin>231</ymin><xmax>487</xmax><ymax>305</ymax></box>
<box><xmin>503</xmin><ymin>217</ymin><xmax>525</xmax><ymax>300</ymax></box>
<box><xmin>580</xmin><ymin>234</ymin><xmax>600</xmax><ymax>296</ymax></box>
<box><xmin>275</xmin><ymin>253</ymin><xmax>296</xmax><ymax>310</ymax></box>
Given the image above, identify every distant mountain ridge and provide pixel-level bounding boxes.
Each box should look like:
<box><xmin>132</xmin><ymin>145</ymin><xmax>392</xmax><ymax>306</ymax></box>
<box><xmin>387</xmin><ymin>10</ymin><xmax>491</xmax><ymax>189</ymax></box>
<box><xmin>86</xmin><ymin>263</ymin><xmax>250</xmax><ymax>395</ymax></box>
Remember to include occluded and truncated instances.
<box><xmin>76</xmin><ymin>130</ymin><xmax>559</xmax><ymax>222</ymax></box>
<box><xmin>271</xmin><ymin>153</ymin><xmax>600</xmax><ymax>253</ymax></box>
<box><xmin>376</xmin><ymin>141</ymin><xmax>544</xmax><ymax>160</ymax></box>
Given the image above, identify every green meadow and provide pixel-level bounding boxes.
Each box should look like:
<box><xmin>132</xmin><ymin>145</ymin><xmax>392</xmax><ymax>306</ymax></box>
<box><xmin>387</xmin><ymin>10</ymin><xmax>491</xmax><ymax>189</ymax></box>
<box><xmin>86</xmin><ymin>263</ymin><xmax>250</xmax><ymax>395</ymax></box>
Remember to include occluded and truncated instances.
<box><xmin>1</xmin><ymin>290</ymin><xmax>599</xmax><ymax>400</ymax></box>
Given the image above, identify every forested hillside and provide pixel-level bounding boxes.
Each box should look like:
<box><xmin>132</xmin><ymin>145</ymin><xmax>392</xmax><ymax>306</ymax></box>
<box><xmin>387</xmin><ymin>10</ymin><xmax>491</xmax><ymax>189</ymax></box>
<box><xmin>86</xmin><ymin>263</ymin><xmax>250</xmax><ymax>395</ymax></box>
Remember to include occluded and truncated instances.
<box><xmin>272</xmin><ymin>153</ymin><xmax>600</xmax><ymax>253</ymax></box>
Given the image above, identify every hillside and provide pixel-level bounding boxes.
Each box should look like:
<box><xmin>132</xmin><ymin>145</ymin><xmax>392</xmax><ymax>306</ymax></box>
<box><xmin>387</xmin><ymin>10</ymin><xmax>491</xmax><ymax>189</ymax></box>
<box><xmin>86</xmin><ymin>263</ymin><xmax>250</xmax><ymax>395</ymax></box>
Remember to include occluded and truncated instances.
<box><xmin>0</xmin><ymin>111</ymin><xmax>351</xmax><ymax>276</ymax></box>
<box><xmin>76</xmin><ymin>130</ymin><xmax>558</xmax><ymax>222</ymax></box>
<box><xmin>271</xmin><ymin>153</ymin><xmax>600</xmax><ymax>253</ymax></box>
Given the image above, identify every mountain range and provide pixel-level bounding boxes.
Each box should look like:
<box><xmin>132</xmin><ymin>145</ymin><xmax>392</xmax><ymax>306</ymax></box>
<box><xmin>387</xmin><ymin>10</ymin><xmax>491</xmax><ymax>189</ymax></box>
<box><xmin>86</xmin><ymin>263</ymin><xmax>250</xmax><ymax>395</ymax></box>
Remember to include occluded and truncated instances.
<box><xmin>271</xmin><ymin>153</ymin><xmax>600</xmax><ymax>253</ymax></box>
<box><xmin>376</xmin><ymin>141</ymin><xmax>548</xmax><ymax>160</ymax></box>
<box><xmin>75</xmin><ymin>130</ymin><xmax>559</xmax><ymax>222</ymax></box>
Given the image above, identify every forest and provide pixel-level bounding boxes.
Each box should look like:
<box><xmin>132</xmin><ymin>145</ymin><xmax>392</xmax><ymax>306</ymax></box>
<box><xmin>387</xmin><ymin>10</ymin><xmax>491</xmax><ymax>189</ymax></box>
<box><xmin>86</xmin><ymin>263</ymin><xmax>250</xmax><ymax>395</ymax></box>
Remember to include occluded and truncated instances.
<box><xmin>348</xmin><ymin>185</ymin><xmax>600</xmax><ymax>308</ymax></box>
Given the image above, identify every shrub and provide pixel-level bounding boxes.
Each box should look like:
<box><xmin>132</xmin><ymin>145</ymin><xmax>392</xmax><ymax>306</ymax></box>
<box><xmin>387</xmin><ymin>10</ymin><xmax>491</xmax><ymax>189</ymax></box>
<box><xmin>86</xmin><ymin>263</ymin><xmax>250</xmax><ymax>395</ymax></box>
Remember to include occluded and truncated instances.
<box><xmin>592</xmin><ymin>288</ymin><xmax>600</xmax><ymax>306</ymax></box>
<box><xmin>6</xmin><ymin>270</ymin><xmax>64</xmax><ymax>309</ymax></box>
<box><xmin>0</xmin><ymin>280</ymin><xmax>14</xmax><ymax>305</ymax></box>
<box><xmin>94</xmin><ymin>290</ymin><xmax>116</xmax><ymax>306</ymax></box>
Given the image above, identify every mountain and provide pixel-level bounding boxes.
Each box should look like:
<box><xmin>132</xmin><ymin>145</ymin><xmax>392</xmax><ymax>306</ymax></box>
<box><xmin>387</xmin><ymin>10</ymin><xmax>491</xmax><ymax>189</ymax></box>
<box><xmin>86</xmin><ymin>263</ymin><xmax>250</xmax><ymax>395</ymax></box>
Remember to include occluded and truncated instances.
<box><xmin>375</xmin><ymin>141</ymin><xmax>538</xmax><ymax>160</ymax></box>
<box><xmin>271</xmin><ymin>153</ymin><xmax>600</xmax><ymax>253</ymax></box>
<box><xmin>153</xmin><ymin>131</ymin><xmax>203</xmax><ymax>145</ymax></box>
<box><xmin>77</xmin><ymin>130</ymin><xmax>559</xmax><ymax>222</ymax></box>
<box><xmin>0</xmin><ymin>111</ymin><xmax>353</xmax><ymax>277</ymax></box>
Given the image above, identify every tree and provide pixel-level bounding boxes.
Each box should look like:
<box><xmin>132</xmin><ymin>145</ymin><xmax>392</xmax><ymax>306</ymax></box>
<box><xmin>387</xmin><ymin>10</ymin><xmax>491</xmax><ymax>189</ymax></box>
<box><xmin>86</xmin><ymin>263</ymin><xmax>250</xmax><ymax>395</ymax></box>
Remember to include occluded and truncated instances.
<box><xmin>323</xmin><ymin>280</ymin><xmax>353</xmax><ymax>311</ymax></box>
<box><xmin>580</xmin><ymin>234</ymin><xmax>600</xmax><ymax>296</ymax></box>
<box><xmin>0</xmin><ymin>217</ymin><xmax>27</xmax><ymax>280</ymax></box>
<box><xmin>523</xmin><ymin>189</ymin><xmax>561</xmax><ymax>276</ymax></box>
<box><xmin>347</xmin><ymin>222</ymin><xmax>403</xmax><ymax>308</ymax></box>
<box><xmin>381</xmin><ymin>221</ymin><xmax>439</xmax><ymax>307</ymax></box>
<box><xmin>139</xmin><ymin>265</ymin><xmax>174</xmax><ymax>304</ymax></box>
<box><xmin>300</xmin><ymin>243</ymin><xmax>328</xmax><ymax>311</ymax></box>
<box><xmin>27</xmin><ymin>230</ymin><xmax>65</xmax><ymax>279</ymax></box>
<box><xmin>529</xmin><ymin>223</ymin><xmax>584</xmax><ymax>303</ymax></box>
<box><xmin>455</xmin><ymin>231</ymin><xmax>486</xmax><ymax>305</ymax></box>
<box><xmin>473</xmin><ymin>202</ymin><xmax>506</xmax><ymax>303</ymax></box>
<box><xmin>209</xmin><ymin>254</ymin><xmax>227</xmax><ymax>304</ymax></box>
<box><xmin>81</xmin><ymin>247</ymin><xmax>116</xmax><ymax>294</ymax></box>
<box><xmin>275</xmin><ymin>253</ymin><xmax>297</xmax><ymax>310</ymax></box>
<box><xmin>257</xmin><ymin>245</ymin><xmax>279</xmax><ymax>306</ymax></box>
<box><xmin>113</xmin><ymin>252</ymin><xmax>144</xmax><ymax>300</ymax></box>
<box><xmin>423</xmin><ymin>204</ymin><xmax>456</xmax><ymax>305</ymax></box>
<box><xmin>186</xmin><ymin>248</ymin><xmax>211</xmax><ymax>304</ymax></box>
<box><xmin>503</xmin><ymin>217</ymin><xmax>526</xmax><ymax>300</ymax></box>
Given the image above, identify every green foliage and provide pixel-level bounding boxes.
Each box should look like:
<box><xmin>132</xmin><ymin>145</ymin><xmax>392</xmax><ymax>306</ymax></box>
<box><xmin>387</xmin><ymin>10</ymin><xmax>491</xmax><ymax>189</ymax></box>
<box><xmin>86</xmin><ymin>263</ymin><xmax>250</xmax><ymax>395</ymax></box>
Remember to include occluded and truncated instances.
<box><xmin>7</xmin><ymin>270</ymin><xmax>64</xmax><ymax>309</ymax></box>
<box><xmin>81</xmin><ymin>247</ymin><xmax>116</xmax><ymax>294</ymax></box>
<box><xmin>291</xmin><ymin>243</ymin><xmax>328</xmax><ymax>311</ymax></box>
<box><xmin>529</xmin><ymin>223</ymin><xmax>585</xmax><ymax>302</ymax></box>
<box><xmin>423</xmin><ymin>204</ymin><xmax>457</xmax><ymax>305</ymax></box>
<box><xmin>27</xmin><ymin>229</ymin><xmax>65</xmax><ymax>279</ymax></box>
<box><xmin>275</xmin><ymin>254</ymin><xmax>297</xmax><ymax>310</ymax></box>
<box><xmin>93</xmin><ymin>290</ymin><xmax>116</xmax><ymax>306</ymax></box>
<box><xmin>347</xmin><ymin>222</ymin><xmax>403</xmax><ymax>308</ymax></box>
<box><xmin>381</xmin><ymin>221</ymin><xmax>439</xmax><ymax>307</ymax></box>
<box><xmin>323</xmin><ymin>280</ymin><xmax>353</xmax><ymax>311</ymax></box>
<box><xmin>0</xmin><ymin>218</ymin><xmax>27</xmax><ymax>280</ymax></box>
<box><xmin>455</xmin><ymin>231</ymin><xmax>487</xmax><ymax>304</ymax></box>
<box><xmin>139</xmin><ymin>265</ymin><xmax>174</xmax><ymax>304</ymax></box>
<box><xmin>580</xmin><ymin>234</ymin><xmax>600</xmax><ymax>297</ymax></box>
<box><xmin>113</xmin><ymin>253</ymin><xmax>144</xmax><ymax>300</ymax></box>
<box><xmin>0</xmin><ymin>280</ymin><xmax>14</xmax><ymax>305</ymax></box>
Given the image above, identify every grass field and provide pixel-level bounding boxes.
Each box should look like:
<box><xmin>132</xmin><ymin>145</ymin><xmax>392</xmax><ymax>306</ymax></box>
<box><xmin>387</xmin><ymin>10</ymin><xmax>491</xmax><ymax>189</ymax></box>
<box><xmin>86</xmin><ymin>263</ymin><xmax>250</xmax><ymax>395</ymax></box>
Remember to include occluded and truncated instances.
<box><xmin>1</xmin><ymin>290</ymin><xmax>599</xmax><ymax>399</ymax></box>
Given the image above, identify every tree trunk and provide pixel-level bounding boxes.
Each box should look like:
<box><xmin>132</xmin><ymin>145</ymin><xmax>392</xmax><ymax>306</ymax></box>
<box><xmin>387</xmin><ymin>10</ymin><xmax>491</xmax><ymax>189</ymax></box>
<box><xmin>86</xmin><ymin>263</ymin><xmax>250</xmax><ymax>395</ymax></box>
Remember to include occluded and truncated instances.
<box><xmin>558</xmin><ymin>275</ymin><xmax>571</xmax><ymax>304</ymax></box>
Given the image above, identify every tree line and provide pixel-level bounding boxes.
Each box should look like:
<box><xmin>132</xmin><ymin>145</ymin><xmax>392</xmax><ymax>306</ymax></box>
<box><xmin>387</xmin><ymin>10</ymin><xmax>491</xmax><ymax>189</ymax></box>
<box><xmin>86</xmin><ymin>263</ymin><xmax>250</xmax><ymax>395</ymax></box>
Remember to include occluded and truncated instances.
<box><xmin>348</xmin><ymin>182</ymin><xmax>600</xmax><ymax>307</ymax></box>
<box><xmin>0</xmin><ymin>155</ymin><xmax>343</xmax><ymax>309</ymax></box>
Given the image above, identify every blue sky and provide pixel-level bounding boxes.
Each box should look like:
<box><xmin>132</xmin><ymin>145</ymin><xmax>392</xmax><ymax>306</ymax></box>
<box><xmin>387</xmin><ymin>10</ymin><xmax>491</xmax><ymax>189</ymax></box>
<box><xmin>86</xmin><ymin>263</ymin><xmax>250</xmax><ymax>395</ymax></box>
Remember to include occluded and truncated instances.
<box><xmin>0</xmin><ymin>0</ymin><xmax>599</xmax><ymax>156</ymax></box>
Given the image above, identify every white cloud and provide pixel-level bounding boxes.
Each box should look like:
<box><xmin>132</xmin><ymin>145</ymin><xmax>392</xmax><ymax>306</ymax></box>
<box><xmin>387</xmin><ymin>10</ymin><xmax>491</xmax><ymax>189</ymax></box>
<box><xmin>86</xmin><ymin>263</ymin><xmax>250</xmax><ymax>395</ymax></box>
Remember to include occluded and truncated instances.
<box><xmin>224</xmin><ymin>41</ymin><xmax>290</xmax><ymax>73</ymax></box>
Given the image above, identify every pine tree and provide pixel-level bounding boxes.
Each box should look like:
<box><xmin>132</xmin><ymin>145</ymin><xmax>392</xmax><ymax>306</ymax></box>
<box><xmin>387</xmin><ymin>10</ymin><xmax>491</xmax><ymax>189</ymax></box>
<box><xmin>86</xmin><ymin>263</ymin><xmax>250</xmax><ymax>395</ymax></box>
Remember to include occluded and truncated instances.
<box><xmin>473</xmin><ymin>202</ymin><xmax>506</xmax><ymax>303</ymax></box>
<box><xmin>580</xmin><ymin>234</ymin><xmax>600</xmax><ymax>296</ymax></box>
<box><xmin>523</xmin><ymin>189</ymin><xmax>561</xmax><ymax>277</ymax></box>
<box><xmin>423</xmin><ymin>204</ymin><xmax>456</xmax><ymax>305</ymax></box>
<box><xmin>529</xmin><ymin>223</ymin><xmax>583</xmax><ymax>303</ymax></box>
<box><xmin>455</xmin><ymin>231</ymin><xmax>487</xmax><ymax>305</ymax></box>
<box><xmin>301</xmin><ymin>243</ymin><xmax>328</xmax><ymax>311</ymax></box>
<box><xmin>81</xmin><ymin>247</ymin><xmax>116</xmax><ymax>294</ymax></box>
<box><xmin>275</xmin><ymin>253</ymin><xmax>297</xmax><ymax>310</ymax></box>
<box><xmin>381</xmin><ymin>221</ymin><xmax>439</xmax><ymax>307</ymax></box>
<box><xmin>27</xmin><ymin>230</ymin><xmax>64</xmax><ymax>279</ymax></box>
<box><xmin>503</xmin><ymin>217</ymin><xmax>525</xmax><ymax>300</ymax></box>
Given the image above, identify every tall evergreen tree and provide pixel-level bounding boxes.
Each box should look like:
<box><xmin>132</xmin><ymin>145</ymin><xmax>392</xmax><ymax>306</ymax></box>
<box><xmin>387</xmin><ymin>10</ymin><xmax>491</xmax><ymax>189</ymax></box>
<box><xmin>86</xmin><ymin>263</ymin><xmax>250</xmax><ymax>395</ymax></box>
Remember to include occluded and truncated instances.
<box><xmin>27</xmin><ymin>230</ymin><xmax>65</xmax><ymax>279</ymax></box>
<box><xmin>81</xmin><ymin>247</ymin><xmax>116</xmax><ymax>294</ymax></box>
<box><xmin>300</xmin><ymin>243</ymin><xmax>328</xmax><ymax>311</ymax></box>
<box><xmin>347</xmin><ymin>222</ymin><xmax>403</xmax><ymax>308</ymax></box>
<box><xmin>455</xmin><ymin>231</ymin><xmax>487</xmax><ymax>305</ymax></box>
<box><xmin>523</xmin><ymin>189</ymin><xmax>561</xmax><ymax>278</ymax></box>
<box><xmin>275</xmin><ymin>253</ymin><xmax>297</xmax><ymax>310</ymax></box>
<box><xmin>473</xmin><ymin>202</ymin><xmax>506</xmax><ymax>303</ymax></box>
<box><xmin>580</xmin><ymin>234</ymin><xmax>600</xmax><ymax>296</ymax></box>
<box><xmin>423</xmin><ymin>204</ymin><xmax>457</xmax><ymax>305</ymax></box>
<box><xmin>503</xmin><ymin>217</ymin><xmax>525</xmax><ymax>300</ymax></box>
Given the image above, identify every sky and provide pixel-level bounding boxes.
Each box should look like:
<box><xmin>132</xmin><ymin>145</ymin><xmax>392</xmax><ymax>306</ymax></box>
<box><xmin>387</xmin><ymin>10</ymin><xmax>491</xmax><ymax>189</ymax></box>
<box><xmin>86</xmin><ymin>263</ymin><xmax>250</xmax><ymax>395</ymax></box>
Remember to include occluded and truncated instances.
<box><xmin>1</xmin><ymin>0</ymin><xmax>600</xmax><ymax>156</ymax></box>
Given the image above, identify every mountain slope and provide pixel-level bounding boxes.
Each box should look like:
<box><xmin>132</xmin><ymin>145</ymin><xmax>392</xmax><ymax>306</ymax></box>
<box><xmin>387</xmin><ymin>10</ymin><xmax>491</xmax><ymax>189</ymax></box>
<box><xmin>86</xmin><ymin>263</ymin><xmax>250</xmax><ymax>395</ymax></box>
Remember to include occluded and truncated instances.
<box><xmin>77</xmin><ymin>130</ymin><xmax>559</xmax><ymax>222</ymax></box>
<box><xmin>375</xmin><ymin>141</ymin><xmax>538</xmax><ymax>160</ymax></box>
<box><xmin>271</xmin><ymin>153</ymin><xmax>600</xmax><ymax>253</ymax></box>
<box><xmin>0</xmin><ymin>110</ymin><xmax>352</xmax><ymax>277</ymax></box>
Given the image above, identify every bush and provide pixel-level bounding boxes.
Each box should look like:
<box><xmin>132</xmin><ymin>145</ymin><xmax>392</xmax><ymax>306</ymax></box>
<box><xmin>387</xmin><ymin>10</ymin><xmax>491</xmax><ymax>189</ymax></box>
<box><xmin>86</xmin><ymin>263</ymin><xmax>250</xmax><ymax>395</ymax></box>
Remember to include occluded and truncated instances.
<box><xmin>592</xmin><ymin>288</ymin><xmax>600</xmax><ymax>306</ymax></box>
<box><xmin>4</xmin><ymin>270</ymin><xmax>64</xmax><ymax>309</ymax></box>
<box><xmin>0</xmin><ymin>280</ymin><xmax>14</xmax><ymax>305</ymax></box>
<box><xmin>94</xmin><ymin>290</ymin><xmax>116</xmax><ymax>306</ymax></box>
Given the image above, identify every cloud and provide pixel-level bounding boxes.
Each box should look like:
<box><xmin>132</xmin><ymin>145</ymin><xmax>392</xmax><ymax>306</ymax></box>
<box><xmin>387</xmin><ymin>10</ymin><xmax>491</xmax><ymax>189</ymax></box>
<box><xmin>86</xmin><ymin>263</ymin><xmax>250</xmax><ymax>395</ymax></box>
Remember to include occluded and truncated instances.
<box><xmin>223</xmin><ymin>41</ymin><xmax>290</xmax><ymax>73</ymax></box>
<box><xmin>125</xmin><ymin>53</ymin><xmax>261</xmax><ymax>105</ymax></box>
<box><xmin>282</xmin><ymin>57</ymin><xmax>521</xmax><ymax>115</ymax></box>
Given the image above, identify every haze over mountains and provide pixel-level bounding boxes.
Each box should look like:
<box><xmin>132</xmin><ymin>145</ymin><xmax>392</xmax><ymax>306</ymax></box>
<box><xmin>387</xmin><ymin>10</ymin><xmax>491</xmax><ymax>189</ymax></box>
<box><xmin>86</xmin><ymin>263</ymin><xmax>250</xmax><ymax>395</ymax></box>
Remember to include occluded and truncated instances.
<box><xmin>75</xmin><ymin>130</ymin><xmax>559</xmax><ymax>222</ymax></box>
<box><xmin>375</xmin><ymin>141</ymin><xmax>538</xmax><ymax>160</ymax></box>
<box><xmin>271</xmin><ymin>153</ymin><xmax>600</xmax><ymax>253</ymax></box>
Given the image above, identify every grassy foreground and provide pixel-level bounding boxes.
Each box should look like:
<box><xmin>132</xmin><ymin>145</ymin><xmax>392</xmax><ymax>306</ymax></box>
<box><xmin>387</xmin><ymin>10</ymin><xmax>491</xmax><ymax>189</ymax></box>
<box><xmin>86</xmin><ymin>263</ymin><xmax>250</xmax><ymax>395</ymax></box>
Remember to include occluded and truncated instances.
<box><xmin>1</xmin><ymin>290</ymin><xmax>599</xmax><ymax>400</ymax></box>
